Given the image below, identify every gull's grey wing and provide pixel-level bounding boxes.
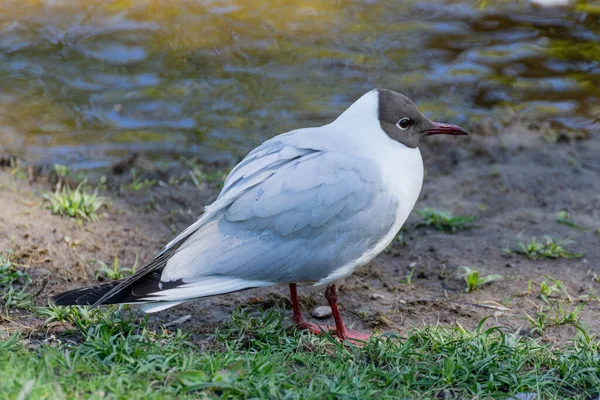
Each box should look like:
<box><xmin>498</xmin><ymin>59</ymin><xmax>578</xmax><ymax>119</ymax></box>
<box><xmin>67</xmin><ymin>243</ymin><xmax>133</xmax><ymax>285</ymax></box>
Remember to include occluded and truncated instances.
<box><xmin>97</xmin><ymin>129</ymin><xmax>400</xmax><ymax>305</ymax></box>
<box><xmin>144</xmin><ymin>140</ymin><xmax>399</xmax><ymax>302</ymax></box>
<box><xmin>157</xmin><ymin>131</ymin><xmax>320</xmax><ymax>256</ymax></box>
<box><xmin>158</xmin><ymin>125</ymin><xmax>359</xmax><ymax>257</ymax></box>
<box><xmin>91</xmin><ymin>133</ymin><xmax>320</xmax><ymax>306</ymax></box>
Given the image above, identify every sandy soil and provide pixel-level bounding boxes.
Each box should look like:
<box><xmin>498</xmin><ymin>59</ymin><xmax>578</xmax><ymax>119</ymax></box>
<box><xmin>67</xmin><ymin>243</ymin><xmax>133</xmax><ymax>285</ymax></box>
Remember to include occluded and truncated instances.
<box><xmin>1</xmin><ymin>122</ymin><xmax>599</xmax><ymax>345</ymax></box>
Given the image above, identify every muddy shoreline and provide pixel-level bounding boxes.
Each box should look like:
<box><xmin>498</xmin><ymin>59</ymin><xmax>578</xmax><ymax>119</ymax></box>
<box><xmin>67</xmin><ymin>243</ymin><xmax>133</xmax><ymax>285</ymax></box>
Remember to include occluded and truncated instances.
<box><xmin>1</xmin><ymin>122</ymin><xmax>599</xmax><ymax>345</ymax></box>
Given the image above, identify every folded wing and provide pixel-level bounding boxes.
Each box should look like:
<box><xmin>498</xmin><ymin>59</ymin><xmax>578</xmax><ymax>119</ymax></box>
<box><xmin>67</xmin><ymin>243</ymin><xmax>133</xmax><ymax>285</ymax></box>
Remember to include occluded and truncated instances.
<box><xmin>92</xmin><ymin>130</ymin><xmax>396</xmax><ymax>308</ymax></box>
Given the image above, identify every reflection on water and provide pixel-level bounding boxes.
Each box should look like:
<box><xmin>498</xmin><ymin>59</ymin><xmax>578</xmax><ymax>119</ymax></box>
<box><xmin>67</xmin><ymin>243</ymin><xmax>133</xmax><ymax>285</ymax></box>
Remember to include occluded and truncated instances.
<box><xmin>0</xmin><ymin>0</ymin><xmax>598</xmax><ymax>168</ymax></box>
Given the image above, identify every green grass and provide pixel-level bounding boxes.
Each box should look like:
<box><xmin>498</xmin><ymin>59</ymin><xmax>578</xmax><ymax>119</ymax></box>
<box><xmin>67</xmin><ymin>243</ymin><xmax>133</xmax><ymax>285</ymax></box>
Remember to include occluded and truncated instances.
<box><xmin>539</xmin><ymin>275</ymin><xmax>573</xmax><ymax>304</ymax></box>
<box><xmin>50</xmin><ymin>163</ymin><xmax>87</xmax><ymax>183</ymax></box>
<box><xmin>93</xmin><ymin>253</ymin><xmax>138</xmax><ymax>281</ymax></box>
<box><xmin>3</xmin><ymin>308</ymin><xmax>600</xmax><ymax>399</ymax></box>
<box><xmin>459</xmin><ymin>266</ymin><xmax>503</xmax><ymax>293</ymax></box>
<box><xmin>126</xmin><ymin>169</ymin><xmax>158</xmax><ymax>191</ymax></box>
<box><xmin>523</xmin><ymin>275</ymin><xmax>585</xmax><ymax>335</ymax></box>
<box><xmin>399</xmin><ymin>265</ymin><xmax>416</xmax><ymax>285</ymax></box>
<box><xmin>507</xmin><ymin>236</ymin><xmax>584</xmax><ymax>260</ymax></box>
<box><xmin>417</xmin><ymin>208</ymin><xmax>477</xmax><ymax>233</ymax></box>
<box><xmin>52</xmin><ymin>163</ymin><xmax>71</xmax><ymax>178</ymax></box>
<box><xmin>0</xmin><ymin>250</ymin><xmax>33</xmax><ymax>312</ymax></box>
<box><xmin>43</xmin><ymin>181</ymin><xmax>104</xmax><ymax>222</ymax></box>
<box><xmin>556</xmin><ymin>211</ymin><xmax>589</xmax><ymax>230</ymax></box>
<box><xmin>525</xmin><ymin>303</ymin><xmax>586</xmax><ymax>336</ymax></box>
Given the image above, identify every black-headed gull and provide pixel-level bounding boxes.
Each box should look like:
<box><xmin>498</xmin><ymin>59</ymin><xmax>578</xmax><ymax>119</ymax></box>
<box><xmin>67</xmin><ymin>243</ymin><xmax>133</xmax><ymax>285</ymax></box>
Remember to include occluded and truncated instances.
<box><xmin>53</xmin><ymin>89</ymin><xmax>468</xmax><ymax>341</ymax></box>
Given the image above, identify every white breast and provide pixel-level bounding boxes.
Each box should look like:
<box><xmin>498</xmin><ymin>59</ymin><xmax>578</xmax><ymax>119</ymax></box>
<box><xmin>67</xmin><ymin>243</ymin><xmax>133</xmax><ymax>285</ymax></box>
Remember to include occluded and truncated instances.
<box><xmin>314</xmin><ymin>99</ymin><xmax>425</xmax><ymax>286</ymax></box>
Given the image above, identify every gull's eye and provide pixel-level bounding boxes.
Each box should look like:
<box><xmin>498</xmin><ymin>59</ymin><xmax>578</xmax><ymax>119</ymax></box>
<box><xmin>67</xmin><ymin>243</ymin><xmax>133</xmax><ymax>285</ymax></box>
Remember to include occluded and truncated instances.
<box><xmin>396</xmin><ymin>117</ymin><xmax>411</xmax><ymax>130</ymax></box>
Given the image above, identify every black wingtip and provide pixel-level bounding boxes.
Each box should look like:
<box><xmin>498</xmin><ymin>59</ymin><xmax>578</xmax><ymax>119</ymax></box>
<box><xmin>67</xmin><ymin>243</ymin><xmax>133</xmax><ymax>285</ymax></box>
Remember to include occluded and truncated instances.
<box><xmin>52</xmin><ymin>281</ymin><xmax>122</xmax><ymax>306</ymax></box>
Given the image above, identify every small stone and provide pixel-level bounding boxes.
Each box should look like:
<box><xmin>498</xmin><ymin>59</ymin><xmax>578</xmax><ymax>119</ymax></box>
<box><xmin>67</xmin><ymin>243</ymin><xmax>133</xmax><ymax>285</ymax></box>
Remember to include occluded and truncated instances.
<box><xmin>311</xmin><ymin>306</ymin><xmax>332</xmax><ymax>319</ymax></box>
<box><xmin>370</xmin><ymin>293</ymin><xmax>385</xmax><ymax>300</ymax></box>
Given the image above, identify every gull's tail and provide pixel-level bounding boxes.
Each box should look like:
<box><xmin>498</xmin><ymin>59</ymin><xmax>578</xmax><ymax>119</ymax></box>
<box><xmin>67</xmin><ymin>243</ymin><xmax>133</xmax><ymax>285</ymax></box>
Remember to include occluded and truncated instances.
<box><xmin>52</xmin><ymin>281</ymin><xmax>123</xmax><ymax>306</ymax></box>
<box><xmin>51</xmin><ymin>269</ymin><xmax>168</xmax><ymax>311</ymax></box>
<box><xmin>52</xmin><ymin>244</ymin><xmax>185</xmax><ymax>312</ymax></box>
<box><xmin>51</xmin><ymin>276</ymin><xmax>184</xmax><ymax>313</ymax></box>
<box><xmin>51</xmin><ymin>281</ymin><xmax>184</xmax><ymax>313</ymax></box>
<box><xmin>51</xmin><ymin>268</ymin><xmax>272</xmax><ymax>314</ymax></box>
<box><xmin>51</xmin><ymin>225</ymin><xmax>274</xmax><ymax>314</ymax></box>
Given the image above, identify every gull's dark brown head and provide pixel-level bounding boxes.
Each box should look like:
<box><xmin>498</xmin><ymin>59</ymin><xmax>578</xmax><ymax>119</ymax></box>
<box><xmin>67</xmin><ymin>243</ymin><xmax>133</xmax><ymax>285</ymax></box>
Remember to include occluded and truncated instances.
<box><xmin>377</xmin><ymin>89</ymin><xmax>468</xmax><ymax>148</ymax></box>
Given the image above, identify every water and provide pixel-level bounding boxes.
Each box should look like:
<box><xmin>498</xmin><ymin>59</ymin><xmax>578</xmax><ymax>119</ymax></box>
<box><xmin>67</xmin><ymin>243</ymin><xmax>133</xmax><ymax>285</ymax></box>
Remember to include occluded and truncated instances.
<box><xmin>0</xmin><ymin>0</ymin><xmax>598</xmax><ymax>169</ymax></box>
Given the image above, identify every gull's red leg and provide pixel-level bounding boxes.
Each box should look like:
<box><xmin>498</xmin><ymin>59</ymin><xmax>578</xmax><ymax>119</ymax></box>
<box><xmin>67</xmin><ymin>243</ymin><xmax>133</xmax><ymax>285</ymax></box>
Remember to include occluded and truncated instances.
<box><xmin>289</xmin><ymin>283</ymin><xmax>305</xmax><ymax>324</ymax></box>
<box><xmin>289</xmin><ymin>283</ymin><xmax>322</xmax><ymax>334</ymax></box>
<box><xmin>324</xmin><ymin>284</ymin><xmax>371</xmax><ymax>342</ymax></box>
<box><xmin>289</xmin><ymin>283</ymin><xmax>371</xmax><ymax>342</ymax></box>
<box><xmin>324</xmin><ymin>284</ymin><xmax>347</xmax><ymax>338</ymax></box>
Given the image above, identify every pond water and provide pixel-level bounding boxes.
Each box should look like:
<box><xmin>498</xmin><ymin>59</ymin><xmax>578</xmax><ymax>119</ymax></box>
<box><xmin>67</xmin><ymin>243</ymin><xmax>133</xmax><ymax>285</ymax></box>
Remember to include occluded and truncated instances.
<box><xmin>0</xmin><ymin>0</ymin><xmax>598</xmax><ymax>169</ymax></box>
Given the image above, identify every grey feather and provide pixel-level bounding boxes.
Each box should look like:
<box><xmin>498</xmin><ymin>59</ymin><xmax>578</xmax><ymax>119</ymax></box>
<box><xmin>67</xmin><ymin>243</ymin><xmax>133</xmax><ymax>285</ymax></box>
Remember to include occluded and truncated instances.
<box><xmin>159</xmin><ymin>135</ymin><xmax>398</xmax><ymax>287</ymax></box>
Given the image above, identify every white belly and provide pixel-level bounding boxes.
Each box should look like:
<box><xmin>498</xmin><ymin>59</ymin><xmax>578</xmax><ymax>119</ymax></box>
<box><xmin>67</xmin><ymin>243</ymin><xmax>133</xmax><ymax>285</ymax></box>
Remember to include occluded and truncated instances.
<box><xmin>315</xmin><ymin>144</ymin><xmax>424</xmax><ymax>286</ymax></box>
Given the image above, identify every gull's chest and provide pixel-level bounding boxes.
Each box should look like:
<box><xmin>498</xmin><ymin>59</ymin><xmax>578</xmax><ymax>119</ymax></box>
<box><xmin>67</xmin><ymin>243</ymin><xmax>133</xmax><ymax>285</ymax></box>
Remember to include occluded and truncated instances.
<box><xmin>379</xmin><ymin>145</ymin><xmax>424</xmax><ymax>218</ymax></box>
<box><xmin>371</xmin><ymin>145</ymin><xmax>424</xmax><ymax>253</ymax></box>
<box><xmin>315</xmin><ymin>145</ymin><xmax>424</xmax><ymax>285</ymax></box>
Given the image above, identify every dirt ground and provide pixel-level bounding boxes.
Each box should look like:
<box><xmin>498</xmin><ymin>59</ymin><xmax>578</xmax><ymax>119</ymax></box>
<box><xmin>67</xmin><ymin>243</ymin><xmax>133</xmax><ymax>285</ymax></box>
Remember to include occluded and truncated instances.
<box><xmin>1</xmin><ymin>121</ymin><xmax>599</xmax><ymax>345</ymax></box>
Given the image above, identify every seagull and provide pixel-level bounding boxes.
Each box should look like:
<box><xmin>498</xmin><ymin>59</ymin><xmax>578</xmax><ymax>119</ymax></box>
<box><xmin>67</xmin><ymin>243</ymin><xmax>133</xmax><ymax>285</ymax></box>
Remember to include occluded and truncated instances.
<box><xmin>53</xmin><ymin>89</ymin><xmax>468</xmax><ymax>341</ymax></box>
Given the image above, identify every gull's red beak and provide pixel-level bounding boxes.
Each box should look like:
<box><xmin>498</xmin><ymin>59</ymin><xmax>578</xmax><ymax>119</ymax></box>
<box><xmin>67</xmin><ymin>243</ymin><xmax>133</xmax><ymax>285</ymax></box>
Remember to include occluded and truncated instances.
<box><xmin>427</xmin><ymin>122</ymin><xmax>469</xmax><ymax>136</ymax></box>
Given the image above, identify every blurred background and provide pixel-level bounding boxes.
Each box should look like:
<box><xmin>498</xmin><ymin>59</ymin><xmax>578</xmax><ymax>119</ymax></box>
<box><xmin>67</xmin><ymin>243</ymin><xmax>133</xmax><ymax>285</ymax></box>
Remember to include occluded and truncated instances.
<box><xmin>0</xmin><ymin>0</ymin><xmax>598</xmax><ymax>169</ymax></box>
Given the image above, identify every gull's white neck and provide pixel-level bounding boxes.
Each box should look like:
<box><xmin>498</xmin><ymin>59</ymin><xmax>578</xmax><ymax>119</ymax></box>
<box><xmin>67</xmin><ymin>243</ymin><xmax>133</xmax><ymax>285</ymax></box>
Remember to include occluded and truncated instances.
<box><xmin>332</xmin><ymin>89</ymin><xmax>424</xmax><ymax>234</ymax></box>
